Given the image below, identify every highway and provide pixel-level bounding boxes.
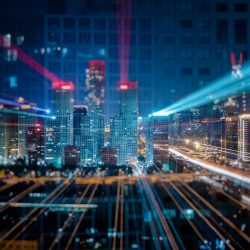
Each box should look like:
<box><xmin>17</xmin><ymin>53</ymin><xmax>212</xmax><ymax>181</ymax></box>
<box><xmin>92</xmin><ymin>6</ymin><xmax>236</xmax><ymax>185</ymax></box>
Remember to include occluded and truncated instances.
<box><xmin>169</xmin><ymin>147</ymin><xmax>250</xmax><ymax>185</ymax></box>
<box><xmin>0</xmin><ymin>173</ymin><xmax>249</xmax><ymax>249</ymax></box>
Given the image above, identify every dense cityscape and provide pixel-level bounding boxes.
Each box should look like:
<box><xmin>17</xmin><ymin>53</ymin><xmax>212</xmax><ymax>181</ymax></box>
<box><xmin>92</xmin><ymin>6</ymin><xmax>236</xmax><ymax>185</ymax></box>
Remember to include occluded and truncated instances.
<box><xmin>0</xmin><ymin>0</ymin><xmax>249</xmax><ymax>249</ymax></box>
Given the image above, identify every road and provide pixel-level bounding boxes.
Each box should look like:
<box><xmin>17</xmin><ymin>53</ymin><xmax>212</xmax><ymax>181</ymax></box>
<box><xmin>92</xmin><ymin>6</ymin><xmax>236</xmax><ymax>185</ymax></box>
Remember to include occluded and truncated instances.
<box><xmin>0</xmin><ymin>174</ymin><xmax>249</xmax><ymax>249</ymax></box>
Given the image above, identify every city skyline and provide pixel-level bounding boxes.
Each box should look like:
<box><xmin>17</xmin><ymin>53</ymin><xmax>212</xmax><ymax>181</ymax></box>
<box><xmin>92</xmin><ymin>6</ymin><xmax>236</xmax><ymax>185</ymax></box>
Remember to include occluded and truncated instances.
<box><xmin>0</xmin><ymin>1</ymin><xmax>250</xmax><ymax>249</ymax></box>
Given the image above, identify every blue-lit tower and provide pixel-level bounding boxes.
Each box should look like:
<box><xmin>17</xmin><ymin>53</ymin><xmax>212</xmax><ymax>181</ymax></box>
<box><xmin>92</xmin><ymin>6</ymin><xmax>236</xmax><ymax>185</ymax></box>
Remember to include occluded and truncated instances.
<box><xmin>110</xmin><ymin>82</ymin><xmax>138</xmax><ymax>166</ymax></box>
<box><xmin>45</xmin><ymin>81</ymin><xmax>74</xmax><ymax>167</ymax></box>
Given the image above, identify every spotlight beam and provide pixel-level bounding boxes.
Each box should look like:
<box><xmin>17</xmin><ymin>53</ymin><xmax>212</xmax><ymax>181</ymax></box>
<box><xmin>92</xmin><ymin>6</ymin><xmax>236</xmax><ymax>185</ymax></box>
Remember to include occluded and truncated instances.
<box><xmin>0</xmin><ymin>98</ymin><xmax>49</xmax><ymax>113</ymax></box>
<box><xmin>0</xmin><ymin>34</ymin><xmax>62</xmax><ymax>83</ymax></box>
<box><xmin>0</xmin><ymin>109</ymin><xmax>55</xmax><ymax>119</ymax></box>
<box><xmin>153</xmin><ymin>63</ymin><xmax>250</xmax><ymax>116</ymax></box>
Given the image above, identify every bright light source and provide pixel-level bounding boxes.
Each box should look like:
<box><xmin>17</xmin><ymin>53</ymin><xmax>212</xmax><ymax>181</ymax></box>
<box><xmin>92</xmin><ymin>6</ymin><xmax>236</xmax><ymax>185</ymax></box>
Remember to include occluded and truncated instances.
<box><xmin>152</xmin><ymin>111</ymin><xmax>170</xmax><ymax>117</ymax></box>
<box><xmin>46</xmin><ymin>109</ymin><xmax>50</xmax><ymax>114</ymax></box>
<box><xmin>120</xmin><ymin>85</ymin><xmax>128</xmax><ymax>90</ymax></box>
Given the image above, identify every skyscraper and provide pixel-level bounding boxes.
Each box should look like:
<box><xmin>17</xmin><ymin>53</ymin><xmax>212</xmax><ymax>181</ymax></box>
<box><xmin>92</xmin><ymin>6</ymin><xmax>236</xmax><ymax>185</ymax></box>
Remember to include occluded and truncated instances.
<box><xmin>109</xmin><ymin>82</ymin><xmax>138</xmax><ymax>165</ymax></box>
<box><xmin>238</xmin><ymin>114</ymin><xmax>250</xmax><ymax>162</ymax></box>
<box><xmin>73</xmin><ymin>105</ymin><xmax>87</xmax><ymax>146</ymax></box>
<box><xmin>27</xmin><ymin>125</ymin><xmax>45</xmax><ymax>166</ymax></box>
<box><xmin>45</xmin><ymin>81</ymin><xmax>74</xmax><ymax>167</ymax></box>
<box><xmin>146</xmin><ymin>116</ymin><xmax>169</xmax><ymax>167</ymax></box>
<box><xmin>0</xmin><ymin>102</ymin><xmax>36</xmax><ymax>164</ymax></box>
<box><xmin>84</xmin><ymin>60</ymin><xmax>105</xmax><ymax>164</ymax></box>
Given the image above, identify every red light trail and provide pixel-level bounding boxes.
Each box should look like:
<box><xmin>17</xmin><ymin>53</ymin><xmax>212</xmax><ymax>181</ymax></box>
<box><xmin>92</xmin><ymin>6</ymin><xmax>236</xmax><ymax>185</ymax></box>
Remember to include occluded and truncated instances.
<box><xmin>116</xmin><ymin>0</ymin><xmax>132</xmax><ymax>83</ymax></box>
<box><xmin>0</xmin><ymin>34</ymin><xmax>62</xmax><ymax>84</ymax></box>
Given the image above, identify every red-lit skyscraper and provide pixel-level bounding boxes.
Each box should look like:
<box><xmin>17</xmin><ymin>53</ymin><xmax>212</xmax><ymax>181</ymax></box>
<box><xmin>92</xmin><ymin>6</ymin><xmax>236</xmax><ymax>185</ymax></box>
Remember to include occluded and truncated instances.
<box><xmin>85</xmin><ymin>60</ymin><xmax>105</xmax><ymax>110</ymax></box>
<box><xmin>83</xmin><ymin>61</ymin><xmax>105</xmax><ymax>164</ymax></box>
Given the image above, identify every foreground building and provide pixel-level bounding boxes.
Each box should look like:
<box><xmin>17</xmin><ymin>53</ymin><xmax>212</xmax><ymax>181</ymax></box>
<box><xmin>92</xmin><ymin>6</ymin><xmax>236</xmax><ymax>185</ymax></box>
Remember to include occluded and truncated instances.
<box><xmin>27</xmin><ymin>125</ymin><xmax>45</xmax><ymax>166</ymax></box>
<box><xmin>45</xmin><ymin>81</ymin><xmax>74</xmax><ymax>167</ymax></box>
<box><xmin>109</xmin><ymin>82</ymin><xmax>138</xmax><ymax>165</ymax></box>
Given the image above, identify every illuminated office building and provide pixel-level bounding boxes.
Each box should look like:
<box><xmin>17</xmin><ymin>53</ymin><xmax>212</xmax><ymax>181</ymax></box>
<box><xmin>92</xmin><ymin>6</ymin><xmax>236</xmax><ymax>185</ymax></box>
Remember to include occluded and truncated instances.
<box><xmin>0</xmin><ymin>109</ymin><xmax>18</xmax><ymax>164</ymax></box>
<box><xmin>45</xmin><ymin>81</ymin><xmax>74</xmax><ymax>167</ymax></box>
<box><xmin>102</xmin><ymin>146</ymin><xmax>117</xmax><ymax>166</ymax></box>
<box><xmin>73</xmin><ymin>105</ymin><xmax>87</xmax><ymax>146</ymax></box>
<box><xmin>221</xmin><ymin>116</ymin><xmax>238</xmax><ymax>160</ymax></box>
<box><xmin>86</xmin><ymin>60</ymin><xmax>105</xmax><ymax>163</ymax></box>
<box><xmin>146</xmin><ymin>116</ymin><xmax>168</xmax><ymax>167</ymax></box>
<box><xmin>64</xmin><ymin>145</ymin><xmax>80</xmax><ymax>167</ymax></box>
<box><xmin>73</xmin><ymin>106</ymin><xmax>104</xmax><ymax>166</ymax></box>
<box><xmin>0</xmin><ymin>103</ymin><xmax>36</xmax><ymax>164</ymax></box>
<box><xmin>17</xmin><ymin>99</ymin><xmax>37</xmax><ymax>162</ymax></box>
<box><xmin>44</xmin><ymin>118</ymin><xmax>60</xmax><ymax>166</ymax></box>
<box><xmin>238</xmin><ymin>114</ymin><xmax>250</xmax><ymax>162</ymax></box>
<box><xmin>27</xmin><ymin>125</ymin><xmax>45</xmax><ymax>166</ymax></box>
<box><xmin>109</xmin><ymin>82</ymin><xmax>138</xmax><ymax>165</ymax></box>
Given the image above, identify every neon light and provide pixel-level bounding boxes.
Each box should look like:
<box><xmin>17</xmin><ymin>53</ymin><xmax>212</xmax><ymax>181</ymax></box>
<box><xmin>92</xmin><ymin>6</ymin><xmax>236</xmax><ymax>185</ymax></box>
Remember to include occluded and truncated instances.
<box><xmin>52</xmin><ymin>81</ymin><xmax>74</xmax><ymax>91</ymax></box>
<box><xmin>116</xmin><ymin>0</ymin><xmax>132</xmax><ymax>82</ymax></box>
<box><xmin>120</xmin><ymin>85</ymin><xmax>128</xmax><ymax>90</ymax></box>
<box><xmin>119</xmin><ymin>81</ymin><xmax>137</xmax><ymax>90</ymax></box>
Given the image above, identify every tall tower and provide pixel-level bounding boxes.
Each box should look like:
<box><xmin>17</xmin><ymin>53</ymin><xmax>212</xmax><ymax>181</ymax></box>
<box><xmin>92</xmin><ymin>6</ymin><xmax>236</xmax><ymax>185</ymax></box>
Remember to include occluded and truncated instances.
<box><xmin>27</xmin><ymin>125</ymin><xmax>45</xmax><ymax>166</ymax></box>
<box><xmin>84</xmin><ymin>60</ymin><xmax>105</xmax><ymax>164</ymax></box>
<box><xmin>117</xmin><ymin>81</ymin><xmax>138</xmax><ymax>165</ymax></box>
<box><xmin>238</xmin><ymin>114</ymin><xmax>250</xmax><ymax>162</ymax></box>
<box><xmin>45</xmin><ymin>81</ymin><xmax>74</xmax><ymax>167</ymax></box>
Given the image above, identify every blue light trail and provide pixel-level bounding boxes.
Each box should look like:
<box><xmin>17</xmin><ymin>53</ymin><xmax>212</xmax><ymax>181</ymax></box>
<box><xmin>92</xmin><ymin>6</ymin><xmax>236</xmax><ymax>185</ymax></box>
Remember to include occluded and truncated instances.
<box><xmin>0</xmin><ymin>98</ymin><xmax>50</xmax><ymax>113</ymax></box>
<box><xmin>0</xmin><ymin>108</ymin><xmax>55</xmax><ymax>119</ymax></box>
<box><xmin>153</xmin><ymin>62</ymin><xmax>250</xmax><ymax>116</ymax></box>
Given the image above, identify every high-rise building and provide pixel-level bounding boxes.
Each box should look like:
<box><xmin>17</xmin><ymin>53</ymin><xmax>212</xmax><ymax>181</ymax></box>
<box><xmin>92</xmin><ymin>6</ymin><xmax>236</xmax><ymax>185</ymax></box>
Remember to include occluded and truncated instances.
<box><xmin>44</xmin><ymin>6</ymin><xmax>153</xmax><ymax>118</ymax></box>
<box><xmin>109</xmin><ymin>82</ymin><xmax>138</xmax><ymax>165</ymax></box>
<box><xmin>27</xmin><ymin>125</ymin><xmax>45</xmax><ymax>166</ymax></box>
<box><xmin>44</xmin><ymin>118</ymin><xmax>60</xmax><ymax>166</ymax></box>
<box><xmin>45</xmin><ymin>81</ymin><xmax>74</xmax><ymax>167</ymax></box>
<box><xmin>73</xmin><ymin>105</ymin><xmax>87</xmax><ymax>146</ymax></box>
<box><xmin>85</xmin><ymin>60</ymin><xmax>105</xmax><ymax>164</ymax></box>
<box><xmin>102</xmin><ymin>146</ymin><xmax>117</xmax><ymax>166</ymax></box>
<box><xmin>64</xmin><ymin>145</ymin><xmax>80</xmax><ymax>167</ymax></box>
<box><xmin>146</xmin><ymin>116</ymin><xmax>168</xmax><ymax>167</ymax></box>
<box><xmin>0</xmin><ymin>102</ymin><xmax>36</xmax><ymax>164</ymax></box>
<box><xmin>238</xmin><ymin>114</ymin><xmax>250</xmax><ymax>162</ymax></box>
<box><xmin>17</xmin><ymin>99</ymin><xmax>37</xmax><ymax>162</ymax></box>
<box><xmin>85</xmin><ymin>60</ymin><xmax>105</xmax><ymax>110</ymax></box>
<box><xmin>221</xmin><ymin>116</ymin><xmax>238</xmax><ymax>160</ymax></box>
<box><xmin>109</xmin><ymin>115</ymin><xmax>123</xmax><ymax>165</ymax></box>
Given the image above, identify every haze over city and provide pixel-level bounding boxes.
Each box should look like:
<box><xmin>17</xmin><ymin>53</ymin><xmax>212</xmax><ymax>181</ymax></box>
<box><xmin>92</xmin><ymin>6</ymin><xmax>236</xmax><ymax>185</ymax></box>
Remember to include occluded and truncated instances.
<box><xmin>0</xmin><ymin>0</ymin><xmax>249</xmax><ymax>249</ymax></box>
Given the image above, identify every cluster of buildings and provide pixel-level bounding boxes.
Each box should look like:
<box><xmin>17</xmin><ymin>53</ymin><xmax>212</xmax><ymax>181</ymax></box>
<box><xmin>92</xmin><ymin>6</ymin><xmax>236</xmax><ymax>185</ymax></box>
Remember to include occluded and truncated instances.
<box><xmin>168</xmin><ymin>103</ymin><xmax>250</xmax><ymax>163</ymax></box>
<box><xmin>0</xmin><ymin>61</ymin><xmax>140</xmax><ymax>167</ymax></box>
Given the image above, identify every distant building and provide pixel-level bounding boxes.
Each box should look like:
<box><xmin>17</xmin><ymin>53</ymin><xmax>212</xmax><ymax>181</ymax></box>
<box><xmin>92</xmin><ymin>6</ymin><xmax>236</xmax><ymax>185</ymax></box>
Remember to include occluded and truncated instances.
<box><xmin>221</xmin><ymin>116</ymin><xmax>238</xmax><ymax>160</ymax></box>
<box><xmin>64</xmin><ymin>145</ymin><xmax>80</xmax><ymax>167</ymax></box>
<box><xmin>0</xmin><ymin>102</ymin><xmax>36</xmax><ymax>164</ymax></box>
<box><xmin>102</xmin><ymin>146</ymin><xmax>117</xmax><ymax>166</ymax></box>
<box><xmin>146</xmin><ymin>116</ymin><xmax>168</xmax><ymax>167</ymax></box>
<box><xmin>73</xmin><ymin>105</ymin><xmax>87</xmax><ymax>143</ymax></box>
<box><xmin>27</xmin><ymin>125</ymin><xmax>45</xmax><ymax>166</ymax></box>
<box><xmin>238</xmin><ymin>114</ymin><xmax>250</xmax><ymax>162</ymax></box>
<box><xmin>44</xmin><ymin>118</ymin><xmax>60</xmax><ymax>166</ymax></box>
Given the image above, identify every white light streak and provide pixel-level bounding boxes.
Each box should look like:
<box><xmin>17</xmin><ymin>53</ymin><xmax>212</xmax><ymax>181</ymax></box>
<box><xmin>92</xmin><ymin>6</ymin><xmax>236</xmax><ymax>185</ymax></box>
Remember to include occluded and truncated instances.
<box><xmin>169</xmin><ymin>148</ymin><xmax>250</xmax><ymax>185</ymax></box>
